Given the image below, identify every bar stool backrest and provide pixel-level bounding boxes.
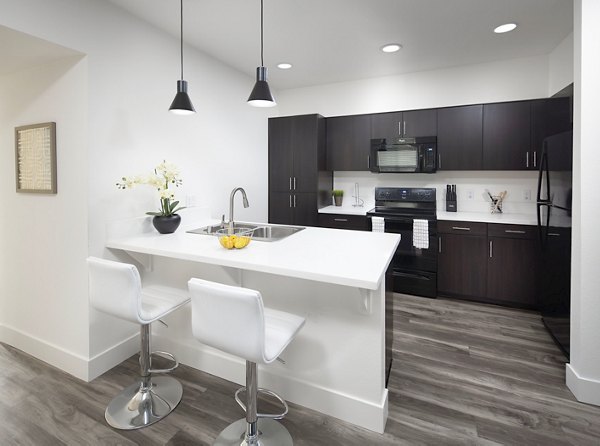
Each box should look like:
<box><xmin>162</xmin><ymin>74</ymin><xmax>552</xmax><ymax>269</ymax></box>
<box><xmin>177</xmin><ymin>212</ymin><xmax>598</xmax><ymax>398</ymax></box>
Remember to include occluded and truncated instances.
<box><xmin>87</xmin><ymin>257</ymin><xmax>143</xmax><ymax>324</ymax></box>
<box><xmin>188</xmin><ymin>278</ymin><xmax>267</xmax><ymax>364</ymax></box>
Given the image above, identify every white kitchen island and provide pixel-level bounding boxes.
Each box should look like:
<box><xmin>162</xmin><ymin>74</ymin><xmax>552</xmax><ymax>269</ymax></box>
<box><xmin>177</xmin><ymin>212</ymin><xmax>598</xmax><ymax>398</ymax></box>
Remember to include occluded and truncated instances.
<box><xmin>106</xmin><ymin>214</ymin><xmax>400</xmax><ymax>433</ymax></box>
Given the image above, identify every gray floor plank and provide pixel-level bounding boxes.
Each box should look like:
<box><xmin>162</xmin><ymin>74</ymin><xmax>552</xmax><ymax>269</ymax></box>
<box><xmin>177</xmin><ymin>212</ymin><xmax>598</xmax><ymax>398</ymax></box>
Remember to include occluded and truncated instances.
<box><xmin>1</xmin><ymin>293</ymin><xmax>599</xmax><ymax>445</ymax></box>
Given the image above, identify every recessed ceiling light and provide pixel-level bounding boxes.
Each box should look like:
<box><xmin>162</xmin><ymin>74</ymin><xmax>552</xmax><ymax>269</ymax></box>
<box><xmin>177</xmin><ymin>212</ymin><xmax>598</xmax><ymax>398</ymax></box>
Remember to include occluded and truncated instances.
<box><xmin>494</xmin><ymin>23</ymin><xmax>517</xmax><ymax>34</ymax></box>
<box><xmin>277</xmin><ymin>63</ymin><xmax>292</xmax><ymax>70</ymax></box>
<box><xmin>381</xmin><ymin>44</ymin><xmax>402</xmax><ymax>53</ymax></box>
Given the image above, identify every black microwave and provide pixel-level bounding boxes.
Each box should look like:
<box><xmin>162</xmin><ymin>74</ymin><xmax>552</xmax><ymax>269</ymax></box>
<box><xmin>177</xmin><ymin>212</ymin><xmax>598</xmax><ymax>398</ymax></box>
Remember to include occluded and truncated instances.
<box><xmin>370</xmin><ymin>137</ymin><xmax>437</xmax><ymax>173</ymax></box>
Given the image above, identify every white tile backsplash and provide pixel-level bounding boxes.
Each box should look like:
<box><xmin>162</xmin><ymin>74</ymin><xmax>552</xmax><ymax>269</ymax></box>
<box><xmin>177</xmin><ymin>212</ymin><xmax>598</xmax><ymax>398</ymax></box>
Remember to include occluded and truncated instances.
<box><xmin>332</xmin><ymin>170</ymin><xmax>539</xmax><ymax>216</ymax></box>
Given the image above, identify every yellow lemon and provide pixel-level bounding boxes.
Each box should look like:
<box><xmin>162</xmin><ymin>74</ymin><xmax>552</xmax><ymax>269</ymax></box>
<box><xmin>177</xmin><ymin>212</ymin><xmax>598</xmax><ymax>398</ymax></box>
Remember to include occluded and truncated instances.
<box><xmin>234</xmin><ymin>236</ymin><xmax>250</xmax><ymax>249</ymax></box>
<box><xmin>219</xmin><ymin>236</ymin><xmax>234</xmax><ymax>249</ymax></box>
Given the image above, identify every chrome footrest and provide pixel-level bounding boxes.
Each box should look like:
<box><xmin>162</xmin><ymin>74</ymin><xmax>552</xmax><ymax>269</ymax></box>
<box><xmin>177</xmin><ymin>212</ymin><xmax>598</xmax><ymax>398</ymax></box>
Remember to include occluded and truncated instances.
<box><xmin>147</xmin><ymin>350</ymin><xmax>179</xmax><ymax>374</ymax></box>
<box><xmin>234</xmin><ymin>387</ymin><xmax>289</xmax><ymax>420</ymax></box>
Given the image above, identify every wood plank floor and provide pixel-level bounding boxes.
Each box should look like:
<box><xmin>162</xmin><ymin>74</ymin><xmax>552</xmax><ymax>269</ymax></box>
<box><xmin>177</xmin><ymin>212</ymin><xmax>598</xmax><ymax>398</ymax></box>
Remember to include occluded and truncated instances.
<box><xmin>2</xmin><ymin>294</ymin><xmax>600</xmax><ymax>445</ymax></box>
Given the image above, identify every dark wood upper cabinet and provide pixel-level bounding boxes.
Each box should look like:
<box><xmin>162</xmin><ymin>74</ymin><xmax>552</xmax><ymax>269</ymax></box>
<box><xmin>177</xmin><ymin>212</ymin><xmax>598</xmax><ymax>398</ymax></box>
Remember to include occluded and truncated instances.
<box><xmin>268</xmin><ymin>117</ymin><xmax>294</xmax><ymax>192</ymax></box>
<box><xmin>483</xmin><ymin>101</ymin><xmax>531</xmax><ymax>170</ymax></box>
<box><xmin>370</xmin><ymin>109</ymin><xmax>437</xmax><ymax>140</ymax></box>
<box><xmin>326</xmin><ymin>114</ymin><xmax>371</xmax><ymax>171</ymax></box>
<box><xmin>403</xmin><ymin>109</ymin><xmax>437</xmax><ymax>137</ymax></box>
<box><xmin>531</xmin><ymin>97</ymin><xmax>572</xmax><ymax>171</ymax></box>
<box><xmin>437</xmin><ymin>105</ymin><xmax>483</xmax><ymax>170</ymax></box>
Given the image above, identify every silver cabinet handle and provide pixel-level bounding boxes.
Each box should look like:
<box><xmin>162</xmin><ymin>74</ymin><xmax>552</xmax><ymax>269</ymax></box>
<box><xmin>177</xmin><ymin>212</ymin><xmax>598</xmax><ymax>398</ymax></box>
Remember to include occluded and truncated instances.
<box><xmin>505</xmin><ymin>229</ymin><xmax>526</xmax><ymax>234</ymax></box>
<box><xmin>398</xmin><ymin>122</ymin><xmax>402</xmax><ymax>136</ymax></box>
<box><xmin>452</xmin><ymin>226</ymin><xmax>471</xmax><ymax>231</ymax></box>
<box><xmin>438</xmin><ymin>237</ymin><xmax>442</xmax><ymax>253</ymax></box>
<box><xmin>289</xmin><ymin>177</ymin><xmax>292</xmax><ymax>191</ymax></box>
<box><xmin>367</xmin><ymin>155</ymin><xmax>370</xmax><ymax>169</ymax></box>
<box><xmin>334</xmin><ymin>218</ymin><xmax>348</xmax><ymax>222</ymax></box>
<box><xmin>289</xmin><ymin>195</ymin><xmax>292</xmax><ymax>208</ymax></box>
<box><xmin>293</xmin><ymin>177</ymin><xmax>296</xmax><ymax>190</ymax></box>
<box><xmin>438</xmin><ymin>154</ymin><xmax>441</xmax><ymax>169</ymax></box>
<box><xmin>293</xmin><ymin>195</ymin><xmax>296</xmax><ymax>208</ymax></box>
<box><xmin>489</xmin><ymin>240</ymin><xmax>493</xmax><ymax>258</ymax></box>
<box><xmin>533</xmin><ymin>151</ymin><xmax>537</xmax><ymax>167</ymax></box>
<box><xmin>403</xmin><ymin>121</ymin><xmax>406</xmax><ymax>136</ymax></box>
<box><xmin>548</xmin><ymin>232</ymin><xmax>561</xmax><ymax>237</ymax></box>
<box><xmin>526</xmin><ymin>151</ymin><xmax>530</xmax><ymax>168</ymax></box>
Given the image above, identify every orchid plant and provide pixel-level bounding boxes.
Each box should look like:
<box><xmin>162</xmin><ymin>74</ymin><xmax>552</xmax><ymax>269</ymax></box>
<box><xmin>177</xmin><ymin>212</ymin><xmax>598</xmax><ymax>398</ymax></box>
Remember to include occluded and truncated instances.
<box><xmin>117</xmin><ymin>160</ymin><xmax>186</xmax><ymax>217</ymax></box>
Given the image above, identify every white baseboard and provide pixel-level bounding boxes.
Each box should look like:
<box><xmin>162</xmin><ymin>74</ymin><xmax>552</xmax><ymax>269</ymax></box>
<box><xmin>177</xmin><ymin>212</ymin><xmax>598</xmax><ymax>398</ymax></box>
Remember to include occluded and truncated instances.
<box><xmin>0</xmin><ymin>324</ymin><xmax>139</xmax><ymax>382</ymax></box>
<box><xmin>153</xmin><ymin>335</ymin><xmax>388</xmax><ymax>433</ymax></box>
<box><xmin>0</xmin><ymin>323</ymin><xmax>89</xmax><ymax>380</ymax></box>
<box><xmin>87</xmin><ymin>332</ymin><xmax>139</xmax><ymax>381</ymax></box>
<box><xmin>566</xmin><ymin>363</ymin><xmax>600</xmax><ymax>406</ymax></box>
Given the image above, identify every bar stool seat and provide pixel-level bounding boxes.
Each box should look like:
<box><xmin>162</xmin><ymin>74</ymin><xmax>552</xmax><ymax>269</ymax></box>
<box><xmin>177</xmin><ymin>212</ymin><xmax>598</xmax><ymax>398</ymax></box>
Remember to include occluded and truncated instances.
<box><xmin>188</xmin><ymin>278</ymin><xmax>305</xmax><ymax>446</ymax></box>
<box><xmin>88</xmin><ymin>257</ymin><xmax>189</xmax><ymax>430</ymax></box>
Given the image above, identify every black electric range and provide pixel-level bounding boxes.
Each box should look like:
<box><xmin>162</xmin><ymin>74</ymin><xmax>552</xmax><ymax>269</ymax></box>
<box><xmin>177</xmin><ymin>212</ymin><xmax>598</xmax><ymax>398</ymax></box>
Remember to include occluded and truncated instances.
<box><xmin>367</xmin><ymin>187</ymin><xmax>438</xmax><ymax>298</ymax></box>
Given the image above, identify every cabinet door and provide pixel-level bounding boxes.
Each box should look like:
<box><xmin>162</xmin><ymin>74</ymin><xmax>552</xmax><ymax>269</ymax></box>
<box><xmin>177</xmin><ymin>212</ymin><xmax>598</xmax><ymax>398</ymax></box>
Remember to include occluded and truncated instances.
<box><xmin>437</xmin><ymin>105</ymin><xmax>483</xmax><ymax>170</ymax></box>
<box><xmin>269</xmin><ymin>192</ymin><xmax>293</xmax><ymax>225</ymax></box>
<box><xmin>531</xmin><ymin>98</ymin><xmax>572</xmax><ymax>171</ymax></box>
<box><xmin>438</xmin><ymin>234</ymin><xmax>487</xmax><ymax>298</ymax></box>
<box><xmin>293</xmin><ymin>193</ymin><xmax>318</xmax><ymax>227</ymax></box>
<box><xmin>403</xmin><ymin>109</ymin><xmax>437</xmax><ymax>137</ymax></box>
<box><xmin>487</xmin><ymin>237</ymin><xmax>537</xmax><ymax>307</ymax></box>
<box><xmin>483</xmin><ymin>101</ymin><xmax>531</xmax><ymax>170</ymax></box>
<box><xmin>370</xmin><ymin>112</ymin><xmax>403</xmax><ymax>140</ymax></box>
<box><xmin>326</xmin><ymin>115</ymin><xmax>371</xmax><ymax>171</ymax></box>
<box><xmin>268</xmin><ymin>117</ymin><xmax>294</xmax><ymax>192</ymax></box>
<box><xmin>291</xmin><ymin>115</ymin><xmax>319</xmax><ymax>193</ymax></box>
<box><xmin>318</xmin><ymin>214</ymin><xmax>369</xmax><ymax>231</ymax></box>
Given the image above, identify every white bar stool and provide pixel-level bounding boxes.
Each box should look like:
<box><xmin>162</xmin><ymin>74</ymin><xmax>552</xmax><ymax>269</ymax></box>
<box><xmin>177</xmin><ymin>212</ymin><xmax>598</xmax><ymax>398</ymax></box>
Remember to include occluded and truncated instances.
<box><xmin>87</xmin><ymin>257</ymin><xmax>190</xmax><ymax>430</ymax></box>
<box><xmin>188</xmin><ymin>278</ymin><xmax>305</xmax><ymax>446</ymax></box>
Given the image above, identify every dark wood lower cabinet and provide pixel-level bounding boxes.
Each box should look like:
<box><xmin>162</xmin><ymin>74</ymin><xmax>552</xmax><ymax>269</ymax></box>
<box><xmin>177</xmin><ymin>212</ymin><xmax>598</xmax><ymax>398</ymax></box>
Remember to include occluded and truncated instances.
<box><xmin>318</xmin><ymin>214</ymin><xmax>369</xmax><ymax>231</ymax></box>
<box><xmin>438</xmin><ymin>233</ymin><xmax>487</xmax><ymax>299</ymax></box>
<box><xmin>437</xmin><ymin>221</ymin><xmax>539</xmax><ymax>309</ymax></box>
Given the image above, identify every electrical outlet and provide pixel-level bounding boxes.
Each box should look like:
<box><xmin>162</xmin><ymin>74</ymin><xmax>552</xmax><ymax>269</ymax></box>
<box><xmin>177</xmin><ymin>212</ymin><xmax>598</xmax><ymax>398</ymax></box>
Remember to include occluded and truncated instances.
<box><xmin>467</xmin><ymin>190</ymin><xmax>474</xmax><ymax>200</ymax></box>
<box><xmin>186</xmin><ymin>195</ymin><xmax>198</xmax><ymax>207</ymax></box>
<box><xmin>523</xmin><ymin>190</ymin><xmax>531</xmax><ymax>201</ymax></box>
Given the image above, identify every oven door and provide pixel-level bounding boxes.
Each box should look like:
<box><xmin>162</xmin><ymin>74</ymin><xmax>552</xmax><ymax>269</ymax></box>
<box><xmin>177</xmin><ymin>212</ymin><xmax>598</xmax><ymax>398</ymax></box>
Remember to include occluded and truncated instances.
<box><xmin>376</xmin><ymin>216</ymin><xmax>438</xmax><ymax>273</ymax></box>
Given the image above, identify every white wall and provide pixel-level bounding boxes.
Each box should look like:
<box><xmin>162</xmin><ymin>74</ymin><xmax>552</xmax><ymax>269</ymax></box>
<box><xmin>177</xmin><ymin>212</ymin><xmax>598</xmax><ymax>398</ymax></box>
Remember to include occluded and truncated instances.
<box><xmin>567</xmin><ymin>0</ymin><xmax>600</xmax><ymax>406</ymax></box>
<box><xmin>0</xmin><ymin>57</ymin><xmax>89</xmax><ymax>371</ymax></box>
<box><xmin>549</xmin><ymin>32</ymin><xmax>574</xmax><ymax>96</ymax></box>
<box><xmin>277</xmin><ymin>54</ymin><xmax>550</xmax><ymax>117</ymax></box>
<box><xmin>0</xmin><ymin>0</ymin><xmax>271</xmax><ymax>379</ymax></box>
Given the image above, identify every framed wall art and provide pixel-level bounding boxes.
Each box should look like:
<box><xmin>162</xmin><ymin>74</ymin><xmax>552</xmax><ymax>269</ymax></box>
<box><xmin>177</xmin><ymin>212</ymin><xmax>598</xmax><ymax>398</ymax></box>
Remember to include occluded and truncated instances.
<box><xmin>15</xmin><ymin>122</ymin><xmax>57</xmax><ymax>194</ymax></box>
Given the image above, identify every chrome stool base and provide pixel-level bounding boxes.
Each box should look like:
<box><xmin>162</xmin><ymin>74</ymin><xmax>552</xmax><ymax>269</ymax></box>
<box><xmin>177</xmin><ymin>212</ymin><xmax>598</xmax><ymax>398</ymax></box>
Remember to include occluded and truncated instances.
<box><xmin>214</xmin><ymin>418</ymin><xmax>293</xmax><ymax>446</ymax></box>
<box><xmin>105</xmin><ymin>376</ymin><xmax>183</xmax><ymax>430</ymax></box>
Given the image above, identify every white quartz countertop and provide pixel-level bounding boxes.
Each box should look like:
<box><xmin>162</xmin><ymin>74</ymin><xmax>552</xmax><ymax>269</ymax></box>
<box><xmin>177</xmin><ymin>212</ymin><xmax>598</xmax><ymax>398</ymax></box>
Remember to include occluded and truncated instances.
<box><xmin>318</xmin><ymin>205</ymin><xmax>371</xmax><ymax>216</ymax></box>
<box><xmin>106</xmin><ymin>220</ymin><xmax>400</xmax><ymax>290</ymax></box>
<box><xmin>437</xmin><ymin>211</ymin><xmax>538</xmax><ymax>226</ymax></box>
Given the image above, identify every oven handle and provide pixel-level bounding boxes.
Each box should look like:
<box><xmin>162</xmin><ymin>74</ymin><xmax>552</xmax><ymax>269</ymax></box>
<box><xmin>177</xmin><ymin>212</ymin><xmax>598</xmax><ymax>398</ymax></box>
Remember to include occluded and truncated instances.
<box><xmin>392</xmin><ymin>271</ymin><xmax>433</xmax><ymax>281</ymax></box>
<box><xmin>368</xmin><ymin>215</ymin><xmax>434</xmax><ymax>224</ymax></box>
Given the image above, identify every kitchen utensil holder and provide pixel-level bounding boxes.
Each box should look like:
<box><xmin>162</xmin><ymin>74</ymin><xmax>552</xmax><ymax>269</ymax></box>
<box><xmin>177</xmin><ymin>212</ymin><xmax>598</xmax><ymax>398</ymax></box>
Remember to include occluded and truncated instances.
<box><xmin>490</xmin><ymin>196</ymin><xmax>503</xmax><ymax>213</ymax></box>
<box><xmin>446</xmin><ymin>200</ymin><xmax>457</xmax><ymax>212</ymax></box>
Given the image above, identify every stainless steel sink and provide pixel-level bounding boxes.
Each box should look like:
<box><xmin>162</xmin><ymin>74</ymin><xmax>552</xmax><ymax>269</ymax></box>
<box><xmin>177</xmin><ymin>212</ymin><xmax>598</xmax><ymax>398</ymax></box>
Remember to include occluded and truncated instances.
<box><xmin>187</xmin><ymin>222</ymin><xmax>305</xmax><ymax>242</ymax></box>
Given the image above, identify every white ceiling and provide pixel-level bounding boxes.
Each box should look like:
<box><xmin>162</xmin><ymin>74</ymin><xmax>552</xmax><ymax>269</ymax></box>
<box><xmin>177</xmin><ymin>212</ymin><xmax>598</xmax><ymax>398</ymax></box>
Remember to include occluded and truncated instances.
<box><xmin>108</xmin><ymin>0</ymin><xmax>573</xmax><ymax>90</ymax></box>
<box><xmin>0</xmin><ymin>25</ymin><xmax>81</xmax><ymax>76</ymax></box>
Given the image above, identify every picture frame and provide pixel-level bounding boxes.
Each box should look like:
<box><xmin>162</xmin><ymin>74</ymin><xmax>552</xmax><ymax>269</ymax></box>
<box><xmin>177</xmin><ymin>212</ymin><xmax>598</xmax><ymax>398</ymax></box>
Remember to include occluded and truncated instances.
<box><xmin>15</xmin><ymin>122</ymin><xmax>57</xmax><ymax>194</ymax></box>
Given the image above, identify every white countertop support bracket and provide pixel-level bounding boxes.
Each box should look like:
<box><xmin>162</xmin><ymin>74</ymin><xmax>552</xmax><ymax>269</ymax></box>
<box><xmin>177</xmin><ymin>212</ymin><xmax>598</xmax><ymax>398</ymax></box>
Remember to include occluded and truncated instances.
<box><xmin>358</xmin><ymin>288</ymin><xmax>372</xmax><ymax>314</ymax></box>
<box><xmin>120</xmin><ymin>251</ymin><xmax>153</xmax><ymax>272</ymax></box>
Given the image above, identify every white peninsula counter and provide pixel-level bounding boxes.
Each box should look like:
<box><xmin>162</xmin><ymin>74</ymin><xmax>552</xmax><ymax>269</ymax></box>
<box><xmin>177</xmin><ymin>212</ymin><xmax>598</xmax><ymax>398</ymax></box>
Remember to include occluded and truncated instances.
<box><xmin>106</xmin><ymin>216</ymin><xmax>400</xmax><ymax>433</ymax></box>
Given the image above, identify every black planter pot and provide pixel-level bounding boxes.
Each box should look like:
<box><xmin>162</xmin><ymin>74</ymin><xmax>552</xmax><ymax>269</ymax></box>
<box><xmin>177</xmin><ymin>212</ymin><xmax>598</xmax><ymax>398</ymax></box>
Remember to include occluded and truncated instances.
<box><xmin>152</xmin><ymin>214</ymin><xmax>181</xmax><ymax>234</ymax></box>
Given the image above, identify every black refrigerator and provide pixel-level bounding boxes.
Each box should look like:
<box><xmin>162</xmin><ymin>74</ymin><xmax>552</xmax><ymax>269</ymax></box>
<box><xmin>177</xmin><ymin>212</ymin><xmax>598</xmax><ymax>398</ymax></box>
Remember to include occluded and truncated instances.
<box><xmin>536</xmin><ymin>130</ymin><xmax>573</xmax><ymax>359</ymax></box>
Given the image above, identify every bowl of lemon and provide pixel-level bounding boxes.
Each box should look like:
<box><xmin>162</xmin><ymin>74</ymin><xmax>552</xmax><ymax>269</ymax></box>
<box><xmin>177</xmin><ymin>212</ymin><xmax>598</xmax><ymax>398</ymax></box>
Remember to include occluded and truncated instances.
<box><xmin>216</xmin><ymin>228</ymin><xmax>253</xmax><ymax>250</ymax></box>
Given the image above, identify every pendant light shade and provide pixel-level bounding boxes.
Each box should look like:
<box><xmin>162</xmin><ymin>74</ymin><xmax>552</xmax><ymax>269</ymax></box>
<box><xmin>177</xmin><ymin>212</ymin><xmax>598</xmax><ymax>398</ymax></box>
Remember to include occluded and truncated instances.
<box><xmin>248</xmin><ymin>0</ymin><xmax>276</xmax><ymax>107</ymax></box>
<box><xmin>169</xmin><ymin>0</ymin><xmax>195</xmax><ymax>115</ymax></box>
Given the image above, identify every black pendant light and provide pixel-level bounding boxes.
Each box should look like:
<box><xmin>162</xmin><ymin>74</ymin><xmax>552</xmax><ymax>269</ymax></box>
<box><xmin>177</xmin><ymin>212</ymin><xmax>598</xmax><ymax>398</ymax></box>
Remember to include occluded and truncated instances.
<box><xmin>247</xmin><ymin>0</ymin><xmax>276</xmax><ymax>107</ymax></box>
<box><xmin>169</xmin><ymin>0</ymin><xmax>195</xmax><ymax>115</ymax></box>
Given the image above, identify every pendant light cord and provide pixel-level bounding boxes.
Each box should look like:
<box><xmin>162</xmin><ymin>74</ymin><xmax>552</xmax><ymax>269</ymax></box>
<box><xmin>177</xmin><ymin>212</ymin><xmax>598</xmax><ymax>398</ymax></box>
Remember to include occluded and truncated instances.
<box><xmin>180</xmin><ymin>0</ymin><xmax>184</xmax><ymax>80</ymax></box>
<box><xmin>260</xmin><ymin>0</ymin><xmax>264</xmax><ymax>67</ymax></box>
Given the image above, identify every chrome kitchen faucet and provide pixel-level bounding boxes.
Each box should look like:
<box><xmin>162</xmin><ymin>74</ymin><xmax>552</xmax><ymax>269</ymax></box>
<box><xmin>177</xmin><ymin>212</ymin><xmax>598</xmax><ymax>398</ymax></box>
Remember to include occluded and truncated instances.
<box><xmin>229</xmin><ymin>187</ymin><xmax>249</xmax><ymax>230</ymax></box>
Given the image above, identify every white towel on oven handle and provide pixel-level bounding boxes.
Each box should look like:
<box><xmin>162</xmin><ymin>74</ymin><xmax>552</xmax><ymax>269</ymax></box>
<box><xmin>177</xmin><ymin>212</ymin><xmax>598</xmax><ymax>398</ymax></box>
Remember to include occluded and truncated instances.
<box><xmin>371</xmin><ymin>216</ymin><xmax>385</xmax><ymax>233</ymax></box>
<box><xmin>413</xmin><ymin>219</ymin><xmax>429</xmax><ymax>249</ymax></box>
